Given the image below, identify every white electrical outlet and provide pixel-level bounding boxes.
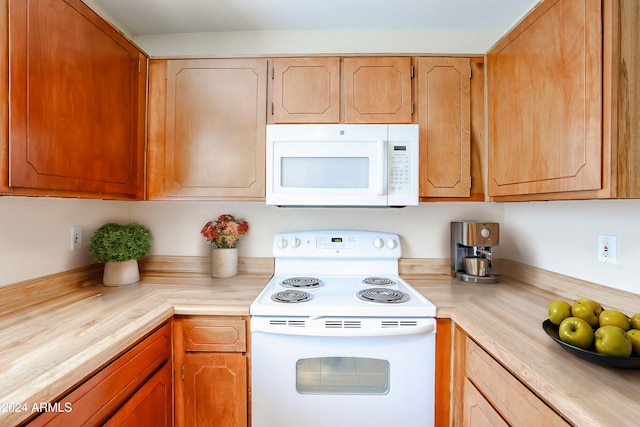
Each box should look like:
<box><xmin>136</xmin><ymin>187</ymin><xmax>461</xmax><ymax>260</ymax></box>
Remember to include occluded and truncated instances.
<box><xmin>71</xmin><ymin>226</ymin><xmax>83</xmax><ymax>250</ymax></box>
<box><xmin>598</xmin><ymin>235</ymin><xmax>616</xmax><ymax>264</ymax></box>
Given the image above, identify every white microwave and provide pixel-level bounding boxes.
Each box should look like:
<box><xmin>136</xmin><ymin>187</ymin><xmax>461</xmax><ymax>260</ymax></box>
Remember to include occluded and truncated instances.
<box><xmin>266</xmin><ymin>124</ymin><xmax>419</xmax><ymax>207</ymax></box>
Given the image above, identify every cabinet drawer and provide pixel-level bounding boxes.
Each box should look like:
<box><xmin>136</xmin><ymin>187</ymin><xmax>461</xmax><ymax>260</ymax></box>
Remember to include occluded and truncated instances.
<box><xmin>179</xmin><ymin>317</ymin><xmax>246</xmax><ymax>352</ymax></box>
<box><xmin>465</xmin><ymin>337</ymin><xmax>569</xmax><ymax>427</ymax></box>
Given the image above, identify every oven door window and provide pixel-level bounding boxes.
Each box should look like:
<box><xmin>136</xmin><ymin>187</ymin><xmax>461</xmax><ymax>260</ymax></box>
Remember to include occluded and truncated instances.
<box><xmin>296</xmin><ymin>357</ymin><xmax>390</xmax><ymax>395</ymax></box>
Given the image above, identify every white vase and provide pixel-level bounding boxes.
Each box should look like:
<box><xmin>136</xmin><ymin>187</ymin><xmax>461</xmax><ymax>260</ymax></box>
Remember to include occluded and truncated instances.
<box><xmin>210</xmin><ymin>247</ymin><xmax>238</xmax><ymax>278</ymax></box>
<box><xmin>103</xmin><ymin>259</ymin><xmax>140</xmax><ymax>286</ymax></box>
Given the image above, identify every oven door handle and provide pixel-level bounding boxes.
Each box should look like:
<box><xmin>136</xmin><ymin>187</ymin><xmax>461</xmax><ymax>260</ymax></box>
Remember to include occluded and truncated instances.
<box><xmin>251</xmin><ymin>318</ymin><xmax>436</xmax><ymax>337</ymax></box>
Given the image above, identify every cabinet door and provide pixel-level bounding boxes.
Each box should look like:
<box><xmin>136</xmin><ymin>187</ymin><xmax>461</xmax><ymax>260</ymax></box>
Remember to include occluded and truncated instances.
<box><xmin>104</xmin><ymin>362</ymin><xmax>172</xmax><ymax>427</ymax></box>
<box><xmin>487</xmin><ymin>0</ymin><xmax>603</xmax><ymax>197</ymax></box>
<box><xmin>416</xmin><ymin>57</ymin><xmax>471</xmax><ymax>198</ymax></box>
<box><xmin>343</xmin><ymin>57</ymin><xmax>412</xmax><ymax>123</ymax></box>
<box><xmin>462</xmin><ymin>378</ymin><xmax>509</xmax><ymax>427</ymax></box>
<box><xmin>182</xmin><ymin>353</ymin><xmax>248</xmax><ymax>427</ymax></box>
<box><xmin>26</xmin><ymin>322</ymin><xmax>171</xmax><ymax>426</ymax></box>
<box><xmin>271</xmin><ymin>57</ymin><xmax>340</xmax><ymax>123</ymax></box>
<box><xmin>148</xmin><ymin>58</ymin><xmax>267</xmax><ymax>200</ymax></box>
<box><xmin>7</xmin><ymin>0</ymin><xmax>145</xmax><ymax>199</ymax></box>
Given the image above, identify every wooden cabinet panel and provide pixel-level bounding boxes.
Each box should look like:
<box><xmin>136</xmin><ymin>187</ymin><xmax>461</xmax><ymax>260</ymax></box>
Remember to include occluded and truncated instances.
<box><xmin>416</xmin><ymin>57</ymin><xmax>471</xmax><ymax>198</ymax></box>
<box><xmin>271</xmin><ymin>57</ymin><xmax>340</xmax><ymax>123</ymax></box>
<box><xmin>104</xmin><ymin>362</ymin><xmax>172</xmax><ymax>427</ymax></box>
<box><xmin>180</xmin><ymin>317</ymin><xmax>246</xmax><ymax>352</ymax></box>
<box><xmin>462</xmin><ymin>378</ymin><xmax>509</xmax><ymax>427</ymax></box>
<box><xmin>25</xmin><ymin>322</ymin><xmax>172</xmax><ymax>426</ymax></box>
<box><xmin>487</xmin><ymin>0</ymin><xmax>603</xmax><ymax>197</ymax></box>
<box><xmin>462</xmin><ymin>333</ymin><xmax>570</xmax><ymax>427</ymax></box>
<box><xmin>6</xmin><ymin>0</ymin><xmax>146</xmax><ymax>199</ymax></box>
<box><xmin>174</xmin><ymin>316</ymin><xmax>248</xmax><ymax>427</ymax></box>
<box><xmin>182</xmin><ymin>352</ymin><xmax>248</xmax><ymax>427</ymax></box>
<box><xmin>435</xmin><ymin>318</ymin><xmax>452</xmax><ymax>426</ymax></box>
<box><xmin>148</xmin><ymin>58</ymin><xmax>267</xmax><ymax>200</ymax></box>
<box><xmin>343</xmin><ymin>57</ymin><xmax>412</xmax><ymax>123</ymax></box>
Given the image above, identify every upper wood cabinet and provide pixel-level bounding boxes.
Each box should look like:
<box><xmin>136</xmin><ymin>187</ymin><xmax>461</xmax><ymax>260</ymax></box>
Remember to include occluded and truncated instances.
<box><xmin>270</xmin><ymin>57</ymin><xmax>341</xmax><ymax>123</ymax></box>
<box><xmin>343</xmin><ymin>57</ymin><xmax>413</xmax><ymax>123</ymax></box>
<box><xmin>3</xmin><ymin>0</ymin><xmax>146</xmax><ymax>199</ymax></box>
<box><xmin>487</xmin><ymin>0</ymin><xmax>640</xmax><ymax>200</ymax></box>
<box><xmin>415</xmin><ymin>57</ymin><xmax>471</xmax><ymax>198</ymax></box>
<box><xmin>147</xmin><ymin>58</ymin><xmax>267</xmax><ymax>200</ymax></box>
<box><xmin>269</xmin><ymin>56</ymin><xmax>412</xmax><ymax>124</ymax></box>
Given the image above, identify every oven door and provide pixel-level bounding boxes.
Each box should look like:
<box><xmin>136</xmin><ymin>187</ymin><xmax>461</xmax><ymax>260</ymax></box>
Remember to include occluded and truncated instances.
<box><xmin>251</xmin><ymin>317</ymin><xmax>436</xmax><ymax>427</ymax></box>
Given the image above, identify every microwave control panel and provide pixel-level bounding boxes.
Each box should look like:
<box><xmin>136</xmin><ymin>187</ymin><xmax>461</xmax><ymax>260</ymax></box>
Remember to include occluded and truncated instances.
<box><xmin>389</xmin><ymin>144</ymin><xmax>411</xmax><ymax>195</ymax></box>
<box><xmin>386</xmin><ymin>124</ymin><xmax>418</xmax><ymax>206</ymax></box>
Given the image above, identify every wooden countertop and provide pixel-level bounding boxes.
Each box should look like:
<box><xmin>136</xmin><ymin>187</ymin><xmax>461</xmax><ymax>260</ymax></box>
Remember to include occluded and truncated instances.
<box><xmin>408</xmin><ymin>274</ymin><xmax>640</xmax><ymax>427</ymax></box>
<box><xmin>1</xmin><ymin>258</ymin><xmax>639</xmax><ymax>426</ymax></box>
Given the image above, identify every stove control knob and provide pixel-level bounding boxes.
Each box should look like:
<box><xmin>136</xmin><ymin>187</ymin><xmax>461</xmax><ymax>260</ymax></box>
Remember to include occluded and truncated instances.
<box><xmin>276</xmin><ymin>237</ymin><xmax>288</xmax><ymax>249</ymax></box>
<box><xmin>373</xmin><ymin>238</ymin><xmax>385</xmax><ymax>249</ymax></box>
<box><xmin>290</xmin><ymin>237</ymin><xmax>301</xmax><ymax>248</ymax></box>
<box><xmin>386</xmin><ymin>238</ymin><xmax>398</xmax><ymax>249</ymax></box>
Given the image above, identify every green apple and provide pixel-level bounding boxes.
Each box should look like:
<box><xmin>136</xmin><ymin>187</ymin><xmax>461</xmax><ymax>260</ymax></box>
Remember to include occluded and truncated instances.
<box><xmin>599</xmin><ymin>309</ymin><xmax>630</xmax><ymax>331</ymax></box>
<box><xmin>627</xmin><ymin>329</ymin><xmax>640</xmax><ymax>356</ymax></box>
<box><xmin>548</xmin><ymin>300</ymin><xmax>572</xmax><ymax>326</ymax></box>
<box><xmin>630</xmin><ymin>313</ymin><xmax>640</xmax><ymax>330</ymax></box>
<box><xmin>559</xmin><ymin>317</ymin><xmax>594</xmax><ymax>350</ymax></box>
<box><xmin>594</xmin><ymin>326</ymin><xmax>632</xmax><ymax>357</ymax></box>
<box><xmin>571</xmin><ymin>298</ymin><xmax>603</xmax><ymax>328</ymax></box>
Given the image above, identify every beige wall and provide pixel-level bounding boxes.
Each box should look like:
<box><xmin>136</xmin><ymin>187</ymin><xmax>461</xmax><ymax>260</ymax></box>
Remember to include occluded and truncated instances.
<box><xmin>2</xmin><ymin>196</ymin><xmax>640</xmax><ymax>296</ymax></box>
<box><xmin>0</xmin><ymin>197</ymin><xmax>131</xmax><ymax>287</ymax></box>
<box><xmin>502</xmin><ymin>200</ymin><xmax>640</xmax><ymax>295</ymax></box>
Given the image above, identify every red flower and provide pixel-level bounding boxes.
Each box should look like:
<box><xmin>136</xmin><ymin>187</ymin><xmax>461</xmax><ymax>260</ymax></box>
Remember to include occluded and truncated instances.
<box><xmin>201</xmin><ymin>214</ymin><xmax>249</xmax><ymax>248</ymax></box>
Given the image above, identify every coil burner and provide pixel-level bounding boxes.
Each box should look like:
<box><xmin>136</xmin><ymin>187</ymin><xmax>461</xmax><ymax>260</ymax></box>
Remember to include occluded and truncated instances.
<box><xmin>356</xmin><ymin>288</ymin><xmax>410</xmax><ymax>304</ymax></box>
<box><xmin>271</xmin><ymin>290</ymin><xmax>312</xmax><ymax>303</ymax></box>
<box><xmin>362</xmin><ymin>277</ymin><xmax>395</xmax><ymax>286</ymax></box>
<box><xmin>281</xmin><ymin>277</ymin><xmax>324</xmax><ymax>289</ymax></box>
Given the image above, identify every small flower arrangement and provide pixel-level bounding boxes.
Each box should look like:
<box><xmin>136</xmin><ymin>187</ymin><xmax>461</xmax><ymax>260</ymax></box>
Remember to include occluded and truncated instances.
<box><xmin>201</xmin><ymin>214</ymin><xmax>249</xmax><ymax>248</ymax></box>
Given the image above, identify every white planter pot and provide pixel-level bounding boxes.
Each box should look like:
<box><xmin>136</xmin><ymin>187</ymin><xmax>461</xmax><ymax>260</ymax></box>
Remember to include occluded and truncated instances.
<box><xmin>210</xmin><ymin>247</ymin><xmax>238</xmax><ymax>278</ymax></box>
<box><xmin>103</xmin><ymin>259</ymin><xmax>140</xmax><ymax>286</ymax></box>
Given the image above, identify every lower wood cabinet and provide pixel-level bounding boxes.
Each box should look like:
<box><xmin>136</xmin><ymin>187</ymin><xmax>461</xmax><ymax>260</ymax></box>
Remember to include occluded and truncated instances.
<box><xmin>174</xmin><ymin>316</ymin><xmax>248</xmax><ymax>427</ymax></box>
<box><xmin>453</xmin><ymin>325</ymin><xmax>570</xmax><ymax>427</ymax></box>
<box><xmin>103</xmin><ymin>362</ymin><xmax>172</xmax><ymax>427</ymax></box>
<box><xmin>23</xmin><ymin>321</ymin><xmax>172</xmax><ymax>426</ymax></box>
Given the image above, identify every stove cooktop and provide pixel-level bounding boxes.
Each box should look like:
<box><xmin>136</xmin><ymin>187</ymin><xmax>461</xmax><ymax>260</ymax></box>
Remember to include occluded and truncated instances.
<box><xmin>250</xmin><ymin>230</ymin><xmax>437</xmax><ymax>318</ymax></box>
<box><xmin>250</xmin><ymin>274</ymin><xmax>436</xmax><ymax>318</ymax></box>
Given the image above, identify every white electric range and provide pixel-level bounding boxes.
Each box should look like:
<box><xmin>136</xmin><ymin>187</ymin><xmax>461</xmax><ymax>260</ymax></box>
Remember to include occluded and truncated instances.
<box><xmin>250</xmin><ymin>230</ymin><xmax>437</xmax><ymax>427</ymax></box>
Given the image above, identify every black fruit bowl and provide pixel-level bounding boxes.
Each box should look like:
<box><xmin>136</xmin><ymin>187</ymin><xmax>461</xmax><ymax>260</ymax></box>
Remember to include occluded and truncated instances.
<box><xmin>542</xmin><ymin>319</ymin><xmax>640</xmax><ymax>369</ymax></box>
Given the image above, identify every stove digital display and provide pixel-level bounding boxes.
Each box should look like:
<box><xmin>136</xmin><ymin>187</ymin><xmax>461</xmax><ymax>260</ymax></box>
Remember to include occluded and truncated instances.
<box><xmin>316</xmin><ymin>235</ymin><xmax>358</xmax><ymax>249</ymax></box>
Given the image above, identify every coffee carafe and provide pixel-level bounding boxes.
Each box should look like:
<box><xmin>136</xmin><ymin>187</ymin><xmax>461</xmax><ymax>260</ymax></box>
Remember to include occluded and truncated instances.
<box><xmin>451</xmin><ymin>221</ymin><xmax>500</xmax><ymax>283</ymax></box>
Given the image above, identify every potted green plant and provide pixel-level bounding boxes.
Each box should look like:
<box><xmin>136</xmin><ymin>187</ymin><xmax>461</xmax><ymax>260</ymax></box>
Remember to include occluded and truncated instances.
<box><xmin>89</xmin><ymin>223</ymin><xmax>152</xmax><ymax>286</ymax></box>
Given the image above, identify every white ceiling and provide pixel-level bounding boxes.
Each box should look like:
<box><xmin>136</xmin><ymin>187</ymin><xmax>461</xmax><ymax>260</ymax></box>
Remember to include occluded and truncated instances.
<box><xmin>85</xmin><ymin>0</ymin><xmax>540</xmax><ymax>37</ymax></box>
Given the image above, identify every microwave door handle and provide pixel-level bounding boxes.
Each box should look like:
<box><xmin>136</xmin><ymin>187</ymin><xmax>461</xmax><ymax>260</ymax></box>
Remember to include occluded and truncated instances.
<box><xmin>376</xmin><ymin>140</ymin><xmax>385</xmax><ymax>195</ymax></box>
